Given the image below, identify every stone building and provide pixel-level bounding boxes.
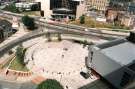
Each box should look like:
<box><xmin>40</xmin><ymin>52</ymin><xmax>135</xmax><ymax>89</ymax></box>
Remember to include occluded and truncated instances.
<box><xmin>85</xmin><ymin>0</ymin><xmax>109</xmax><ymax>12</ymax></box>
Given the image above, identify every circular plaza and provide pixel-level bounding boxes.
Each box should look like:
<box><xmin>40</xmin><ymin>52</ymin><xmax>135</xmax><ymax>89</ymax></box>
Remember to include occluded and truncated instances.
<box><xmin>25</xmin><ymin>40</ymin><xmax>88</xmax><ymax>76</ymax></box>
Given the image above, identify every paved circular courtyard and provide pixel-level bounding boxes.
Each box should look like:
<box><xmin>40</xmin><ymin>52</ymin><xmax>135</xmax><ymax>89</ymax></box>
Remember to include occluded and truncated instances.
<box><xmin>25</xmin><ymin>40</ymin><xmax>88</xmax><ymax>76</ymax></box>
<box><xmin>23</xmin><ymin>38</ymin><xmax>102</xmax><ymax>89</ymax></box>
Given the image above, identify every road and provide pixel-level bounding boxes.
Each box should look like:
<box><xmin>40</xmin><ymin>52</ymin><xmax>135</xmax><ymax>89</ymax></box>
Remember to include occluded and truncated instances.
<box><xmin>0</xmin><ymin>28</ymin><xmax>109</xmax><ymax>57</ymax></box>
<box><xmin>0</xmin><ymin>10</ymin><xmax>129</xmax><ymax>38</ymax></box>
<box><xmin>0</xmin><ymin>10</ymin><xmax>128</xmax><ymax>58</ymax></box>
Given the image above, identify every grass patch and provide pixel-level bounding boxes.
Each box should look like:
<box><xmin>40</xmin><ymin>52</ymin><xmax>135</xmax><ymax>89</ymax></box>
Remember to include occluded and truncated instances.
<box><xmin>9</xmin><ymin>46</ymin><xmax>29</xmax><ymax>72</ymax></box>
<box><xmin>21</xmin><ymin>11</ymin><xmax>40</xmax><ymax>16</ymax></box>
<box><xmin>70</xmin><ymin>16</ymin><xmax>130</xmax><ymax>30</ymax></box>
<box><xmin>9</xmin><ymin>57</ymin><xmax>29</xmax><ymax>72</ymax></box>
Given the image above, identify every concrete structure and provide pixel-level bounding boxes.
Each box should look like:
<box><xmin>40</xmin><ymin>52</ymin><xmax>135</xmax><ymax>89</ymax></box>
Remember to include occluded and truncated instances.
<box><xmin>87</xmin><ymin>32</ymin><xmax>135</xmax><ymax>89</ymax></box>
<box><xmin>85</xmin><ymin>0</ymin><xmax>109</xmax><ymax>12</ymax></box>
<box><xmin>76</xmin><ymin>0</ymin><xmax>86</xmax><ymax>19</ymax></box>
<box><xmin>35</xmin><ymin>0</ymin><xmax>85</xmax><ymax>20</ymax></box>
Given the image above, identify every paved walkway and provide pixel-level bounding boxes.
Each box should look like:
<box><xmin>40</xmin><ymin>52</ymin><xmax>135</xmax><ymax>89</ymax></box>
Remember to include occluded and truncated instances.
<box><xmin>24</xmin><ymin>40</ymin><xmax>106</xmax><ymax>89</ymax></box>
<box><xmin>0</xmin><ymin>23</ymin><xmax>28</xmax><ymax>48</ymax></box>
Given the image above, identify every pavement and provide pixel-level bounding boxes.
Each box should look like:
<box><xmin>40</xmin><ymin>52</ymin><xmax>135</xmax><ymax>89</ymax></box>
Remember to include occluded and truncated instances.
<box><xmin>24</xmin><ymin>39</ymin><xmax>111</xmax><ymax>89</ymax></box>
<box><xmin>0</xmin><ymin>23</ymin><xmax>28</xmax><ymax>48</ymax></box>
<box><xmin>0</xmin><ymin>23</ymin><xmax>28</xmax><ymax>64</ymax></box>
<box><xmin>0</xmin><ymin>79</ymin><xmax>37</xmax><ymax>89</ymax></box>
<box><xmin>0</xmin><ymin>36</ymin><xmax>112</xmax><ymax>89</ymax></box>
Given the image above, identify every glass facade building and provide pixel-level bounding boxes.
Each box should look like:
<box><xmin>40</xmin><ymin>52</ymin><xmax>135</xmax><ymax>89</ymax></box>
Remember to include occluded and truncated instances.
<box><xmin>50</xmin><ymin>0</ymin><xmax>79</xmax><ymax>19</ymax></box>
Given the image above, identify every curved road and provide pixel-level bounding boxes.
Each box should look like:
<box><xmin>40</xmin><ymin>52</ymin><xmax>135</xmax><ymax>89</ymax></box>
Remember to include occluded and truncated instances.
<box><xmin>0</xmin><ymin>26</ymin><xmax>116</xmax><ymax>58</ymax></box>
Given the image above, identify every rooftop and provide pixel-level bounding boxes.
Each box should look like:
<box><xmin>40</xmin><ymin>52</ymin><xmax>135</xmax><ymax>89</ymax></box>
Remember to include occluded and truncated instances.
<box><xmin>100</xmin><ymin>41</ymin><xmax>135</xmax><ymax>66</ymax></box>
<box><xmin>95</xmin><ymin>32</ymin><xmax>135</xmax><ymax>68</ymax></box>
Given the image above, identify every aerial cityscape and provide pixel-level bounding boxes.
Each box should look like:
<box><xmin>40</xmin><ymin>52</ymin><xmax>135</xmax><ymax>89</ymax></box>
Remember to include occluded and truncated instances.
<box><xmin>0</xmin><ymin>0</ymin><xmax>134</xmax><ymax>89</ymax></box>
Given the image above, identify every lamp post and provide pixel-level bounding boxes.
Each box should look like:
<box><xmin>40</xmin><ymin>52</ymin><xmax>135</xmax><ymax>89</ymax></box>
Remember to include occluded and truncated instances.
<box><xmin>66</xmin><ymin>15</ymin><xmax>69</xmax><ymax>31</ymax></box>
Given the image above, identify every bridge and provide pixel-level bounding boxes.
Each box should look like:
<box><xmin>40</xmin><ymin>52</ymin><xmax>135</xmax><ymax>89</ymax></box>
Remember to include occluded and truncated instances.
<box><xmin>0</xmin><ymin>28</ymin><xmax>108</xmax><ymax>58</ymax></box>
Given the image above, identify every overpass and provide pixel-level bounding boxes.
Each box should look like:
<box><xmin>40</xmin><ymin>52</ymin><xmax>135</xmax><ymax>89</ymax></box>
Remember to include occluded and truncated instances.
<box><xmin>0</xmin><ymin>28</ymin><xmax>110</xmax><ymax>58</ymax></box>
<box><xmin>0</xmin><ymin>10</ymin><xmax>129</xmax><ymax>58</ymax></box>
<box><xmin>0</xmin><ymin>10</ymin><xmax>129</xmax><ymax>37</ymax></box>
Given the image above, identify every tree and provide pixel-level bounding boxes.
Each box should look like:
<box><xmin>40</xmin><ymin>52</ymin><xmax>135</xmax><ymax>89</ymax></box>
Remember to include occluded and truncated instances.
<box><xmin>79</xmin><ymin>15</ymin><xmax>85</xmax><ymax>24</ymax></box>
<box><xmin>37</xmin><ymin>79</ymin><xmax>64</xmax><ymax>89</ymax></box>
<box><xmin>22</xmin><ymin>15</ymin><xmax>35</xmax><ymax>30</ymax></box>
<box><xmin>16</xmin><ymin>45</ymin><xmax>26</xmax><ymax>65</ymax></box>
<box><xmin>3</xmin><ymin>4</ymin><xmax>20</xmax><ymax>13</ymax></box>
<box><xmin>16</xmin><ymin>46</ymin><xmax>24</xmax><ymax>64</ymax></box>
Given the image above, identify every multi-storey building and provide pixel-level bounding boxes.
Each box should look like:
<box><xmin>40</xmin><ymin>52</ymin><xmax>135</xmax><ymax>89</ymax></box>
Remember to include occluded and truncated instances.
<box><xmin>85</xmin><ymin>0</ymin><xmax>109</xmax><ymax>12</ymax></box>
<box><xmin>35</xmin><ymin>0</ymin><xmax>85</xmax><ymax>20</ymax></box>
<box><xmin>109</xmin><ymin>0</ymin><xmax>133</xmax><ymax>11</ymax></box>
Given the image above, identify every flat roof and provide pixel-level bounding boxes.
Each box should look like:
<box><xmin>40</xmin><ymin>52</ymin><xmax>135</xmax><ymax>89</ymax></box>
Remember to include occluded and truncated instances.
<box><xmin>100</xmin><ymin>41</ymin><xmax>135</xmax><ymax>66</ymax></box>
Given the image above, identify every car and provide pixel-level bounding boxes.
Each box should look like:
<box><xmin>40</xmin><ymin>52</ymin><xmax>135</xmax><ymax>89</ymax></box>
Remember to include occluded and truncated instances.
<box><xmin>80</xmin><ymin>71</ymin><xmax>90</xmax><ymax>79</ymax></box>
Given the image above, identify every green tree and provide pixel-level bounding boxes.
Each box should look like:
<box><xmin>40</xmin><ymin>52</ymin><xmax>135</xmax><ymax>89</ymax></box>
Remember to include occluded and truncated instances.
<box><xmin>16</xmin><ymin>45</ymin><xmax>26</xmax><ymax>65</ymax></box>
<box><xmin>3</xmin><ymin>4</ymin><xmax>19</xmax><ymax>13</ymax></box>
<box><xmin>22</xmin><ymin>15</ymin><xmax>35</xmax><ymax>30</ymax></box>
<box><xmin>37</xmin><ymin>79</ymin><xmax>64</xmax><ymax>89</ymax></box>
<box><xmin>79</xmin><ymin>15</ymin><xmax>85</xmax><ymax>24</ymax></box>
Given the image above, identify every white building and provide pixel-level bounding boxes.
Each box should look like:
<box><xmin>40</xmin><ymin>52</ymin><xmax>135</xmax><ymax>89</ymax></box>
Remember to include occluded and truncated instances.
<box><xmin>87</xmin><ymin>31</ymin><xmax>135</xmax><ymax>89</ymax></box>
<box><xmin>15</xmin><ymin>2</ymin><xmax>39</xmax><ymax>11</ymax></box>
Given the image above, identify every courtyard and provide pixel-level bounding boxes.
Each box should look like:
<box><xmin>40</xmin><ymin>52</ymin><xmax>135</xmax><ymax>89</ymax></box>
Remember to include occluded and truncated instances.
<box><xmin>22</xmin><ymin>38</ymin><xmax>111</xmax><ymax>89</ymax></box>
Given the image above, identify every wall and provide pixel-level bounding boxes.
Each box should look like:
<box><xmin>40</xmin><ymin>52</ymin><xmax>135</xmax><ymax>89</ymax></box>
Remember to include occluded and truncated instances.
<box><xmin>35</xmin><ymin>0</ymin><xmax>52</xmax><ymax>19</ymax></box>
<box><xmin>76</xmin><ymin>1</ymin><xmax>85</xmax><ymax>19</ymax></box>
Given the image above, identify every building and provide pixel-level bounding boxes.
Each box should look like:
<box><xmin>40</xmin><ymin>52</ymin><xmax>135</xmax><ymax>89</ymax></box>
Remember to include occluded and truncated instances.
<box><xmin>87</xmin><ymin>32</ymin><xmax>135</xmax><ymax>89</ymax></box>
<box><xmin>121</xmin><ymin>15</ymin><xmax>134</xmax><ymax>27</ymax></box>
<box><xmin>0</xmin><ymin>20</ymin><xmax>13</xmax><ymax>42</ymax></box>
<box><xmin>105</xmin><ymin>9</ymin><xmax>118</xmax><ymax>22</ymax></box>
<box><xmin>109</xmin><ymin>0</ymin><xmax>133</xmax><ymax>11</ymax></box>
<box><xmin>35</xmin><ymin>0</ymin><xmax>85</xmax><ymax>20</ymax></box>
<box><xmin>15</xmin><ymin>2</ymin><xmax>40</xmax><ymax>11</ymax></box>
<box><xmin>85</xmin><ymin>0</ymin><xmax>109</xmax><ymax>12</ymax></box>
<box><xmin>128</xmin><ymin>1</ymin><xmax>135</xmax><ymax>15</ymax></box>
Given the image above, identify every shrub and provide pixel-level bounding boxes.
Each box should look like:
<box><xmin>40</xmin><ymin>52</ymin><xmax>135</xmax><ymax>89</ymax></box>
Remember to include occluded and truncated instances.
<box><xmin>37</xmin><ymin>79</ymin><xmax>64</xmax><ymax>89</ymax></box>
<box><xmin>15</xmin><ymin>45</ymin><xmax>26</xmax><ymax>65</ymax></box>
<box><xmin>3</xmin><ymin>4</ymin><xmax>20</xmax><ymax>13</ymax></box>
<box><xmin>22</xmin><ymin>15</ymin><xmax>35</xmax><ymax>30</ymax></box>
<box><xmin>79</xmin><ymin>15</ymin><xmax>85</xmax><ymax>24</ymax></box>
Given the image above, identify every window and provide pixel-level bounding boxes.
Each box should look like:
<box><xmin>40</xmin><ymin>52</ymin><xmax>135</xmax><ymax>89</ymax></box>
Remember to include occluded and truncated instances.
<box><xmin>120</xmin><ymin>72</ymin><xmax>131</xmax><ymax>87</ymax></box>
<box><xmin>90</xmin><ymin>51</ymin><xmax>93</xmax><ymax>62</ymax></box>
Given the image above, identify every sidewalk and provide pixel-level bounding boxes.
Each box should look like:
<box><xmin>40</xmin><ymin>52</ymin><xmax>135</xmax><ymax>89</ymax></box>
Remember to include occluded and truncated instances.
<box><xmin>0</xmin><ymin>23</ymin><xmax>28</xmax><ymax>48</ymax></box>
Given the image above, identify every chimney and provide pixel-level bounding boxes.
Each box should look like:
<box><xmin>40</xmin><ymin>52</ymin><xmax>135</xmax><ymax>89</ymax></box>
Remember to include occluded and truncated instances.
<box><xmin>127</xmin><ymin>31</ymin><xmax>135</xmax><ymax>43</ymax></box>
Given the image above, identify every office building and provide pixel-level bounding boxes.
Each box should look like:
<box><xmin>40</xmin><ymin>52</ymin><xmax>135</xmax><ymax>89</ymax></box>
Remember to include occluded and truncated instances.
<box><xmin>35</xmin><ymin>0</ymin><xmax>85</xmax><ymax>20</ymax></box>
